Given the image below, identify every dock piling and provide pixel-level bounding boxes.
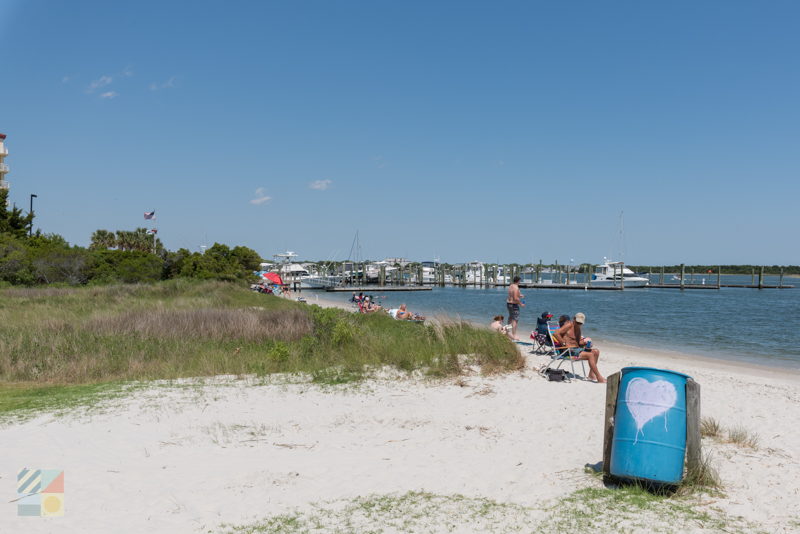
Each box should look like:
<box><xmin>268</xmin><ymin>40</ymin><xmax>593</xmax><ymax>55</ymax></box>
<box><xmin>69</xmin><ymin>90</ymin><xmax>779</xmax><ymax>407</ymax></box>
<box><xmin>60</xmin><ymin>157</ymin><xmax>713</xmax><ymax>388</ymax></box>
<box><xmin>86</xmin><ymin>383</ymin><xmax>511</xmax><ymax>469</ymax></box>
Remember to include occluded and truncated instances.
<box><xmin>680</xmin><ymin>264</ymin><xmax>685</xmax><ymax>290</ymax></box>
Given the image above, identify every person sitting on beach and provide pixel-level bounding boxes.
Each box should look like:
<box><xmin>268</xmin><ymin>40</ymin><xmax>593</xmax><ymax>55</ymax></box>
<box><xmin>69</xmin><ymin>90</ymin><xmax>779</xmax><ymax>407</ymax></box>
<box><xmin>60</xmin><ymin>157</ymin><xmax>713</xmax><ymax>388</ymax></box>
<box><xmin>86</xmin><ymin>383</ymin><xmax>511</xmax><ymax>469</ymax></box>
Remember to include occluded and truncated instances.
<box><xmin>536</xmin><ymin>312</ymin><xmax>553</xmax><ymax>336</ymax></box>
<box><xmin>364</xmin><ymin>297</ymin><xmax>382</xmax><ymax>313</ymax></box>
<box><xmin>553</xmin><ymin>312</ymin><xmax>605</xmax><ymax>383</ymax></box>
<box><xmin>491</xmin><ymin>315</ymin><xmax>514</xmax><ymax>339</ymax></box>
<box><xmin>545</xmin><ymin>315</ymin><xmax>571</xmax><ymax>347</ymax></box>
<box><xmin>396</xmin><ymin>304</ymin><xmax>424</xmax><ymax>321</ymax></box>
<box><xmin>532</xmin><ymin>311</ymin><xmax>554</xmax><ymax>345</ymax></box>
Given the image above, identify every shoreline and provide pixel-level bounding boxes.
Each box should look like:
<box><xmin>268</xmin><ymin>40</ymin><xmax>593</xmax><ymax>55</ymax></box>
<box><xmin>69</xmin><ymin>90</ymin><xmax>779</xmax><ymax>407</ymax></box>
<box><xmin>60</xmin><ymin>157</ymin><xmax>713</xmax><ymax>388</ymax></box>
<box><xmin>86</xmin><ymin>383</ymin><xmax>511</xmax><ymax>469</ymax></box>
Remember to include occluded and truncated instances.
<box><xmin>294</xmin><ymin>290</ymin><xmax>800</xmax><ymax>380</ymax></box>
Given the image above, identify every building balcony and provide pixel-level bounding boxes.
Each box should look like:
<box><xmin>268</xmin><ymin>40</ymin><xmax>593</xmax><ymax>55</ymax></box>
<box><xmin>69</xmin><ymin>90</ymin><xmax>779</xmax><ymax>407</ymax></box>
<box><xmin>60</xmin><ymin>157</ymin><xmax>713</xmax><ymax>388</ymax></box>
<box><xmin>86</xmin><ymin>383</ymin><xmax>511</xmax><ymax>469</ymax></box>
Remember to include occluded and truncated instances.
<box><xmin>0</xmin><ymin>179</ymin><xmax>9</xmax><ymax>190</ymax></box>
<box><xmin>0</xmin><ymin>163</ymin><xmax>8</xmax><ymax>174</ymax></box>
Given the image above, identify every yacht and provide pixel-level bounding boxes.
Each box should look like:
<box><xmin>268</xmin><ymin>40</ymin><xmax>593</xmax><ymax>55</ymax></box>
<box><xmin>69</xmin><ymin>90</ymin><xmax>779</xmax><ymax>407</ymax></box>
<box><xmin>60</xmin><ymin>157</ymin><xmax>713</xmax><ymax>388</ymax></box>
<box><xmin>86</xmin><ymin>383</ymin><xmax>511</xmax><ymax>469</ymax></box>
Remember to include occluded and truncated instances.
<box><xmin>591</xmin><ymin>259</ymin><xmax>649</xmax><ymax>287</ymax></box>
<box><xmin>267</xmin><ymin>252</ymin><xmax>343</xmax><ymax>289</ymax></box>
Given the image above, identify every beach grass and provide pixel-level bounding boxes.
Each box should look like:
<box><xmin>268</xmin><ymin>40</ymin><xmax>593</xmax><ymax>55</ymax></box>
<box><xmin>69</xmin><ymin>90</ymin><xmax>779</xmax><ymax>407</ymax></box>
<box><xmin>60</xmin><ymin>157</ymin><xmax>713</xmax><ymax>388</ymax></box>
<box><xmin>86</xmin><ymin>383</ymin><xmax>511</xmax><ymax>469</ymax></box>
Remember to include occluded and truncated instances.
<box><xmin>700</xmin><ymin>416</ymin><xmax>722</xmax><ymax>438</ymax></box>
<box><xmin>219</xmin><ymin>486</ymin><xmax>760</xmax><ymax>534</ymax></box>
<box><xmin>0</xmin><ymin>280</ymin><xmax>519</xmax><ymax>417</ymax></box>
<box><xmin>700</xmin><ymin>417</ymin><xmax>760</xmax><ymax>449</ymax></box>
<box><xmin>726</xmin><ymin>425</ymin><xmax>760</xmax><ymax>449</ymax></box>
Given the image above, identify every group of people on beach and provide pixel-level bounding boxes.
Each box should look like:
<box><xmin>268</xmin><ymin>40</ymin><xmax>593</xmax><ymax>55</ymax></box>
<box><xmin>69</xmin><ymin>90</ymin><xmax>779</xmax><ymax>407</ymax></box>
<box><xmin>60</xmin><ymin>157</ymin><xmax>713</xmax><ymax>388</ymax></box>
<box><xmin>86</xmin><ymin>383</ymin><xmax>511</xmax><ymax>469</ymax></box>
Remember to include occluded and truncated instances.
<box><xmin>351</xmin><ymin>293</ymin><xmax>425</xmax><ymax>321</ymax></box>
<box><xmin>490</xmin><ymin>276</ymin><xmax>605</xmax><ymax>383</ymax></box>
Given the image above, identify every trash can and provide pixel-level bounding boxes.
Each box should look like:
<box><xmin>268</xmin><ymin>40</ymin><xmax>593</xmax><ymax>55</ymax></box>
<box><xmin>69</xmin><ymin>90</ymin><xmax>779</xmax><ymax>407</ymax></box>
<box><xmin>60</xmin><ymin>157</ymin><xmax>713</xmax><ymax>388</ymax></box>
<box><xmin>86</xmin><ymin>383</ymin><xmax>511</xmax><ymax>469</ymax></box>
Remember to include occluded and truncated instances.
<box><xmin>610</xmin><ymin>367</ymin><xmax>691</xmax><ymax>484</ymax></box>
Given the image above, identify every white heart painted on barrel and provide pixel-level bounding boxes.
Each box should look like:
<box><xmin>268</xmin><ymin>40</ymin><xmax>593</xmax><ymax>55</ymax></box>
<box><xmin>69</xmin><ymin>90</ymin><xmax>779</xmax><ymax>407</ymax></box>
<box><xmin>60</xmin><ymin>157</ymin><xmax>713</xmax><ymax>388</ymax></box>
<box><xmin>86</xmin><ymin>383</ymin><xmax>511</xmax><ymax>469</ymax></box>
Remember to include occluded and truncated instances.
<box><xmin>625</xmin><ymin>377</ymin><xmax>677</xmax><ymax>433</ymax></box>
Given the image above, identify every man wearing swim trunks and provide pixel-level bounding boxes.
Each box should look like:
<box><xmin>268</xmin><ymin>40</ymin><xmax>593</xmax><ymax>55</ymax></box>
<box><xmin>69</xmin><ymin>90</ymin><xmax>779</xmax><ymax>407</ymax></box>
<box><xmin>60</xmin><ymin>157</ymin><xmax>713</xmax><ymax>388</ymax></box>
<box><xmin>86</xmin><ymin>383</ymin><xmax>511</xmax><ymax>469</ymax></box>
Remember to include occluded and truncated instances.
<box><xmin>506</xmin><ymin>276</ymin><xmax>524</xmax><ymax>340</ymax></box>
<box><xmin>553</xmin><ymin>312</ymin><xmax>605</xmax><ymax>383</ymax></box>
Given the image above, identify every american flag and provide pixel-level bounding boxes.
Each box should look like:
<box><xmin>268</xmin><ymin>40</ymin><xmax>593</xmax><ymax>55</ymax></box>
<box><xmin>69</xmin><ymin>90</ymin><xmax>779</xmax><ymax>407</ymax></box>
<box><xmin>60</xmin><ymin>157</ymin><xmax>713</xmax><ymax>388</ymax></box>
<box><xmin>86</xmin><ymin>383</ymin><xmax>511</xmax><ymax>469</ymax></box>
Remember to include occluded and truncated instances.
<box><xmin>144</xmin><ymin>211</ymin><xmax>156</xmax><ymax>220</ymax></box>
<box><xmin>148</xmin><ymin>228</ymin><xmax>158</xmax><ymax>234</ymax></box>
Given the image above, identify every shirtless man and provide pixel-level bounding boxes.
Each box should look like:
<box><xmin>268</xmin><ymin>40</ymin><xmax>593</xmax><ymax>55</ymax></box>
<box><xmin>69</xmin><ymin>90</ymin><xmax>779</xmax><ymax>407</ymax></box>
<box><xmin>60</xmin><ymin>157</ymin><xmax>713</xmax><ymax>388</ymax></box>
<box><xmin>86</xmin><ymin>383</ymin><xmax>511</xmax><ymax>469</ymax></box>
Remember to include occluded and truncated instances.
<box><xmin>396</xmin><ymin>304</ymin><xmax>414</xmax><ymax>320</ymax></box>
<box><xmin>506</xmin><ymin>276</ymin><xmax>525</xmax><ymax>340</ymax></box>
<box><xmin>553</xmin><ymin>312</ymin><xmax>605</xmax><ymax>383</ymax></box>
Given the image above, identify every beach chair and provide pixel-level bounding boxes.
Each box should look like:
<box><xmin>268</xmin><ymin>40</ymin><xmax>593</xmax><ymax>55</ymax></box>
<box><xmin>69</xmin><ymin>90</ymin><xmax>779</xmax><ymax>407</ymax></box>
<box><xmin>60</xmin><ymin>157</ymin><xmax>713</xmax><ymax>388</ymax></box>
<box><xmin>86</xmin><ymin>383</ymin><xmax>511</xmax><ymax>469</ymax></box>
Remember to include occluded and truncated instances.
<box><xmin>539</xmin><ymin>321</ymin><xmax>587</xmax><ymax>379</ymax></box>
<box><xmin>531</xmin><ymin>321</ymin><xmax>560</xmax><ymax>355</ymax></box>
<box><xmin>530</xmin><ymin>329</ymin><xmax>551</xmax><ymax>354</ymax></box>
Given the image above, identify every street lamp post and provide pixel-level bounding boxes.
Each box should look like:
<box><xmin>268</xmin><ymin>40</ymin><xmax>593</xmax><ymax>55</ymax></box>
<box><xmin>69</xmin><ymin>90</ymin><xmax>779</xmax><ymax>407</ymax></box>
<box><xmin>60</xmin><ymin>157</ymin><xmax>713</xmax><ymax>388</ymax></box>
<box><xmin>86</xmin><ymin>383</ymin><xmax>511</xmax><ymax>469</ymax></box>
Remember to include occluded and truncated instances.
<box><xmin>29</xmin><ymin>194</ymin><xmax>37</xmax><ymax>237</ymax></box>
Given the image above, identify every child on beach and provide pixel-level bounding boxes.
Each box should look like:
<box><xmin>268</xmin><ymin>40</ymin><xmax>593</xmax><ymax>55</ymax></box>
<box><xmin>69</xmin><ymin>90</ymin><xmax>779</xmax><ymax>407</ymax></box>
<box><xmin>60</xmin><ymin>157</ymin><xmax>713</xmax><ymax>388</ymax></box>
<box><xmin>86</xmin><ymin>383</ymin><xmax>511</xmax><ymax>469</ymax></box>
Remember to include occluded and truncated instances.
<box><xmin>491</xmin><ymin>315</ymin><xmax>514</xmax><ymax>339</ymax></box>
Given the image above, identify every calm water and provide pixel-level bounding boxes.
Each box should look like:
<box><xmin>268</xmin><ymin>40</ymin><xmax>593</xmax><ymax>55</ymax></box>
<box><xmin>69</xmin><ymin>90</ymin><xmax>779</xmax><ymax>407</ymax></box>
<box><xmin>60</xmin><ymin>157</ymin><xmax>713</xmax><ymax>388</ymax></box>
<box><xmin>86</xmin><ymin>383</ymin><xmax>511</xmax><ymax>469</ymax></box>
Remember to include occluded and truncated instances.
<box><xmin>316</xmin><ymin>275</ymin><xmax>800</xmax><ymax>370</ymax></box>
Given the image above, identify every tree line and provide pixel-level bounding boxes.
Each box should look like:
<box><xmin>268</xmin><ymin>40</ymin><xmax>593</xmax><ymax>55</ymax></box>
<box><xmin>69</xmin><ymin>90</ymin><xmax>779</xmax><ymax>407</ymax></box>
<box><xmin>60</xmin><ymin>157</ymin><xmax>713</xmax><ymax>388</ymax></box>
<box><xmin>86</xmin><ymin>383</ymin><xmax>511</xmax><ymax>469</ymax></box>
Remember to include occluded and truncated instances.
<box><xmin>0</xmin><ymin>189</ymin><xmax>262</xmax><ymax>286</ymax></box>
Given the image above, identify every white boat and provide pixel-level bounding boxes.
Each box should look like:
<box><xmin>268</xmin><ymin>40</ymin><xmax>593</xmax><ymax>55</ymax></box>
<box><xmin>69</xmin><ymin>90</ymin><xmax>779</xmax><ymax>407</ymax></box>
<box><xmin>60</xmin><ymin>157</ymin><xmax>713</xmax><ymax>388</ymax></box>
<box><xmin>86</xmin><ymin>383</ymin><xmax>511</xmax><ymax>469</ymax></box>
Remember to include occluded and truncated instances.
<box><xmin>591</xmin><ymin>259</ymin><xmax>649</xmax><ymax>287</ymax></box>
<box><xmin>271</xmin><ymin>252</ymin><xmax>343</xmax><ymax>289</ymax></box>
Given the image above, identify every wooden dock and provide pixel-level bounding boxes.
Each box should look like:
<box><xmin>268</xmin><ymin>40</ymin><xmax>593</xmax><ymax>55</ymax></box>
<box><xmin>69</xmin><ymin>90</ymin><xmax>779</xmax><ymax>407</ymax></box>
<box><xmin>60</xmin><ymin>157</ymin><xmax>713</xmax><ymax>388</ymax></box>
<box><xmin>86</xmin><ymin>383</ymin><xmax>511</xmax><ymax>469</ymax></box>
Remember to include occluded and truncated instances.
<box><xmin>648</xmin><ymin>284</ymin><xmax>720</xmax><ymax>290</ymax></box>
<box><xmin>519</xmin><ymin>283</ymin><xmax>622</xmax><ymax>290</ymax></box>
<box><xmin>325</xmin><ymin>286</ymin><xmax>432</xmax><ymax>292</ymax></box>
<box><xmin>720</xmin><ymin>284</ymin><xmax>793</xmax><ymax>289</ymax></box>
<box><xmin>648</xmin><ymin>284</ymin><xmax>793</xmax><ymax>289</ymax></box>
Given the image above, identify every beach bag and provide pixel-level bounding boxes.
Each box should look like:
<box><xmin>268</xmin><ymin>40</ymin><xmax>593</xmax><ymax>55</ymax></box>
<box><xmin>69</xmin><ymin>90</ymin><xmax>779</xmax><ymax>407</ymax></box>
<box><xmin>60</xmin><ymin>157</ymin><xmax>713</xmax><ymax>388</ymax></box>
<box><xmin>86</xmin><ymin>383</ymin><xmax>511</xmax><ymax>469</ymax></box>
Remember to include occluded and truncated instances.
<box><xmin>545</xmin><ymin>368</ymin><xmax>568</xmax><ymax>382</ymax></box>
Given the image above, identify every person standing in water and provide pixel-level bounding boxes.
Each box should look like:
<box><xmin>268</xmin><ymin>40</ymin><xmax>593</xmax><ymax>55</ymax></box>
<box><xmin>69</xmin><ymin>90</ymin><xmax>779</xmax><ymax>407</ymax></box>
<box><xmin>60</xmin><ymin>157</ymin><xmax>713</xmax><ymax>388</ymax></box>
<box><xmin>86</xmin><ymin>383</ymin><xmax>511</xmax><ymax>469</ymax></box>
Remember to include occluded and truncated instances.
<box><xmin>506</xmin><ymin>276</ymin><xmax>525</xmax><ymax>340</ymax></box>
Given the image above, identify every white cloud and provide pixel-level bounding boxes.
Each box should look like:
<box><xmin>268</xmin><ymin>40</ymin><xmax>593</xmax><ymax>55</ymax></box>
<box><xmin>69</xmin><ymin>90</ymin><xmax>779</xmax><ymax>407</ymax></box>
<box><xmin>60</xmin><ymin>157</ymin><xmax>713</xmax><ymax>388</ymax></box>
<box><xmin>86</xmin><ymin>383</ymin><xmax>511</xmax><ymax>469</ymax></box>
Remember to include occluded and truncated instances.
<box><xmin>87</xmin><ymin>75</ymin><xmax>113</xmax><ymax>93</ymax></box>
<box><xmin>100</xmin><ymin>91</ymin><xmax>118</xmax><ymax>99</ymax></box>
<box><xmin>61</xmin><ymin>75</ymin><xmax>71</xmax><ymax>83</ymax></box>
<box><xmin>122</xmin><ymin>65</ymin><xmax>134</xmax><ymax>77</ymax></box>
<box><xmin>250</xmin><ymin>187</ymin><xmax>272</xmax><ymax>205</ymax></box>
<box><xmin>149</xmin><ymin>76</ymin><xmax>177</xmax><ymax>91</ymax></box>
<box><xmin>309</xmin><ymin>179</ymin><xmax>332</xmax><ymax>191</ymax></box>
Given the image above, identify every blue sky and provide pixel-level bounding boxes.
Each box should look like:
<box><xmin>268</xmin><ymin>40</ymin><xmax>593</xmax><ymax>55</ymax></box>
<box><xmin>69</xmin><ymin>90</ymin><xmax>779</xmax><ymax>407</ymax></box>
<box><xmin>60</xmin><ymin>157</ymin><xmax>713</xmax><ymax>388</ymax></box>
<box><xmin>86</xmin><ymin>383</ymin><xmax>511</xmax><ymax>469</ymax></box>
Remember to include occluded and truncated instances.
<box><xmin>1</xmin><ymin>0</ymin><xmax>798</xmax><ymax>264</ymax></box>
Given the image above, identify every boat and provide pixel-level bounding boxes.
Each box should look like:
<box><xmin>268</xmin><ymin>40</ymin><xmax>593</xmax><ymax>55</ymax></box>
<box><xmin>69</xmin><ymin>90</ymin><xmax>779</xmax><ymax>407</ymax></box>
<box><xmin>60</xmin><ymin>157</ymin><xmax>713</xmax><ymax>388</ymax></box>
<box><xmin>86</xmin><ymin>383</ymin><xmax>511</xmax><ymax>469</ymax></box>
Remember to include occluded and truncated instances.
<box><xmin>590</xmin><ymin>259</ymin><xmax>649</xmax><ymax>287</ymax></box>
<box><xmin>268</xmin><ymin>251</ymin><xmax>343</xmax><ymax>289</ymax></box>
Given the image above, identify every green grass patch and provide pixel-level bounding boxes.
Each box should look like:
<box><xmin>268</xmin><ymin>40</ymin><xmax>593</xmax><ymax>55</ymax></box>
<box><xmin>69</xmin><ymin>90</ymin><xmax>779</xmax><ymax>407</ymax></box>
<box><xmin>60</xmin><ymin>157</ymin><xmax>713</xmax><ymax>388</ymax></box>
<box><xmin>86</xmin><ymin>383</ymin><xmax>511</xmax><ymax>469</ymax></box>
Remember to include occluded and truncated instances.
<box><xmin>219</xmin><ymin>491</ymin><xmax>541</xmax><ymax>534</ymax></box>
<box><xmin>0</xmin><ymin>280</ymin><xmax>520</xmax><ymax>417</ymax></box>
<box><xmin>0</xmin><ymin>381</ymin><xmax>134</xmax><ymax>424</ymax></box>
<box><xmin>534</xmin><ymin>485</ymin><xmax>758</xmax><ymax>533</ymax></box>
<box><xmin>217</xmin><ymin>486</ymin><xmax>759</xmax><ymax>534</ymax></box>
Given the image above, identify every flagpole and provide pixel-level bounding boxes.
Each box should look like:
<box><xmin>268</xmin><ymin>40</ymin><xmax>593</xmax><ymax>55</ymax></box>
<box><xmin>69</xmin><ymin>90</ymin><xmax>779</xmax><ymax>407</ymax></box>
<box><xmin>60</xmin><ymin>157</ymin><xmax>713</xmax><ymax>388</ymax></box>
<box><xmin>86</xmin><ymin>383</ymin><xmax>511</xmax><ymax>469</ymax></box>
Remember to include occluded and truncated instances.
<box><xmin>144</xmin><ymin>209</ymin><xmax>158</xmax><ymax>255</ymax></box>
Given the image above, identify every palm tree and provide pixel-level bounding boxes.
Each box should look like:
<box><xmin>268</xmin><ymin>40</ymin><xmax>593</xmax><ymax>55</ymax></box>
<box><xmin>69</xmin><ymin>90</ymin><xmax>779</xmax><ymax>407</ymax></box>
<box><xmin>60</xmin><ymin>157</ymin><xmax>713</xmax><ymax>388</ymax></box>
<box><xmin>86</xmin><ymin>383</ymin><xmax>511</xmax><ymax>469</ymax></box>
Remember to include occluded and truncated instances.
<box><xmin>115</xmin><ymin>230</ymin><xmax>133</xmax><ymax>251</ymax></box>
<box><xmin>90</xmin><ymin>229</ymin><xmax>117</xmax><ymax>250</ymax></box>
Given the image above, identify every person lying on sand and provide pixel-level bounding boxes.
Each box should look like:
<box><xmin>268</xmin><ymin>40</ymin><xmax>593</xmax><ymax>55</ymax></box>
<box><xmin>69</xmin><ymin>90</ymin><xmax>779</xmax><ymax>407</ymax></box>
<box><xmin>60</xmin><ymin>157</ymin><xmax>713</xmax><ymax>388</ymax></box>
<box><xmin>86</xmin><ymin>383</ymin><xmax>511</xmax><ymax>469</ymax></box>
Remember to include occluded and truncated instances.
<box><xmin>396</xmin><ymin>304</ymin><xmax>424</xmax><ymax>321</ymax></box>
<box><xmin>553</xmin><ymin>312</ymin><xmax>605</xmax><ymax>383</ymax></box>
<box><xmin>491</xmin><ymin>315</ymin><xmax>514</xmax><ymax>339</ymax></box>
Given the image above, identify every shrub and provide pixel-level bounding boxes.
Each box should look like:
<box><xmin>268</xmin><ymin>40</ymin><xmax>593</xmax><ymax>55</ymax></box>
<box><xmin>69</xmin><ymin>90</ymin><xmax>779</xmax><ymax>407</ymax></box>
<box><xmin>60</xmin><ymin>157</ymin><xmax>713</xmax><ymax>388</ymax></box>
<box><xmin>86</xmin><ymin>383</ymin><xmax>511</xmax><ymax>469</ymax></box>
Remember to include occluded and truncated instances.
<box><xmin>88</xmin><ymin>250</ymin><xmax>163</xmax><ymax>284</ymax></box>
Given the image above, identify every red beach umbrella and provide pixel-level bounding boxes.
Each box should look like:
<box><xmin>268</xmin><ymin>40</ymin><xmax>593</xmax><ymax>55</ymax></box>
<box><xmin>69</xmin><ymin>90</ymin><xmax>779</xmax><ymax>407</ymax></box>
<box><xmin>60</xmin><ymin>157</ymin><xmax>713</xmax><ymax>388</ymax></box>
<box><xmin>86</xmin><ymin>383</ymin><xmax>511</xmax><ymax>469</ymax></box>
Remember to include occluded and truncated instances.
<box><xmin>262</xmin><ymin>272</ymin><xmax>283</xmax><ymax>285</ymax></box>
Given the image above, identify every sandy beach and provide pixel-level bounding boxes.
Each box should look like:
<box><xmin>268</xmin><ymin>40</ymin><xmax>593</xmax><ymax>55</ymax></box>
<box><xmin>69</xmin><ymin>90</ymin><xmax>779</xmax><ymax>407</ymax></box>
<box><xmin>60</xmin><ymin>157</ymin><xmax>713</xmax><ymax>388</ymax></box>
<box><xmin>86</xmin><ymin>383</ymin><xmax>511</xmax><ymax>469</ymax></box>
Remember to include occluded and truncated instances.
<box><xmin>2</xmin><ymin>295</ymin><xmax>799</xmax><ymax>533</ymax></box>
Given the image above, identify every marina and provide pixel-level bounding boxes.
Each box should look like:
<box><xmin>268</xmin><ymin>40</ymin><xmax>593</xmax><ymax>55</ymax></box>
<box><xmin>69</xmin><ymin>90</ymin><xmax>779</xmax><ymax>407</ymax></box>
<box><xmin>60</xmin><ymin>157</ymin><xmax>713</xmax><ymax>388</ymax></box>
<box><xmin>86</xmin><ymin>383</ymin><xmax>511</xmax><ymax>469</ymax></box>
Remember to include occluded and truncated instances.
<box><xmin>325</xmin><ymin>286</ymin><xmax>432</xmax><ymax>292</ymax></box>
<box><xmin>261</xmin><ymin>256</ymin><xmax>794</xmax><ymax>291</ymax></box>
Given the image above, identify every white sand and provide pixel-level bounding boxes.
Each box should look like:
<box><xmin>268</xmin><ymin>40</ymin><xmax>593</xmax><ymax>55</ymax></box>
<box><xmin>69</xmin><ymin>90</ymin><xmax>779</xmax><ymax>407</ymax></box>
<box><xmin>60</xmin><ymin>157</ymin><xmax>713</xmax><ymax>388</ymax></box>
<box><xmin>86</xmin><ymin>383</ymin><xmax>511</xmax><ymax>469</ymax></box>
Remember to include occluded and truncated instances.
<box><xmin>2</xmin><ymin>297</ymin><xmax>799</xmax><ymax>532</ymax></box>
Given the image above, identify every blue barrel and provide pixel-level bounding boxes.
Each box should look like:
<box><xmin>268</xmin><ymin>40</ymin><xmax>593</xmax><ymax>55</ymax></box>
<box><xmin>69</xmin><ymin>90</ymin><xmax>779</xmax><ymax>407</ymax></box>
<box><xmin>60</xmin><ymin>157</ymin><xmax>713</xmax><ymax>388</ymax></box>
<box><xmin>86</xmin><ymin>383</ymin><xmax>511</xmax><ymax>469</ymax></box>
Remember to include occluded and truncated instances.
<box><xmin>610</xmin><ymin>367</ymin><xmax>691</xmax><ymax>484</ymax></box>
